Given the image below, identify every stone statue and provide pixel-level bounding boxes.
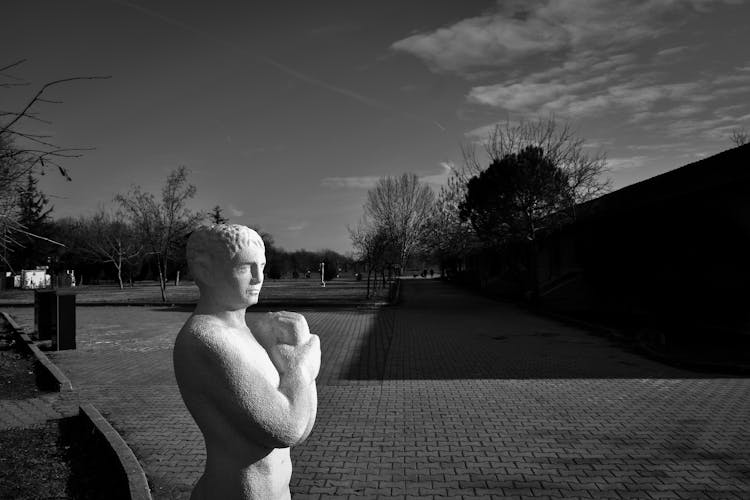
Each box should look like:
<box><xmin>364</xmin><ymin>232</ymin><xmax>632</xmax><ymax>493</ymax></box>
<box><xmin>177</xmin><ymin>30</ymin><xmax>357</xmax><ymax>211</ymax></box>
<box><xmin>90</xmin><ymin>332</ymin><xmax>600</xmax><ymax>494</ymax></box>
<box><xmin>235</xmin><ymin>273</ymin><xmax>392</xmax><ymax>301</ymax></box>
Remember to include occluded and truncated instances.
<box><xmin>174</xmin><ymin>224</ymin><xmax>320</xmax><ymax>500</ymax></box>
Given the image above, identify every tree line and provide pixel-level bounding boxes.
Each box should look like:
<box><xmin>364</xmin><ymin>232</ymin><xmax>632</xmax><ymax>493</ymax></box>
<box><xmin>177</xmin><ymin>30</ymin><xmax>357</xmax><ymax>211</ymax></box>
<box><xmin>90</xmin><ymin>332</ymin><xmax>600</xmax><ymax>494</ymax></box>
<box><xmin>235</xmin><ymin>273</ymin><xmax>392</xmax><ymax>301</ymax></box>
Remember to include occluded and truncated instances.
<box><xmin>2</xmin><ymin>165</ymin><xmax>351</xmax><ymax>301</ymax></box>
<box><xmin>350</xmin><ymin>116</ymin><xmax>611</xmax><ymax>300</ymax></box>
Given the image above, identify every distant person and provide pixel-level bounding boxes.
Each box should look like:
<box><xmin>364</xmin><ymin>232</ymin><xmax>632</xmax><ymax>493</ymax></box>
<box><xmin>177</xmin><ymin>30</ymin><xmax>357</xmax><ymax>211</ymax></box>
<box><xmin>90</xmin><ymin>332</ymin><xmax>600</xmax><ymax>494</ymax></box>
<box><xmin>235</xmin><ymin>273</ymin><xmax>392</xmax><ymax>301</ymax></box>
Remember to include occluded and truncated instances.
<box><xmin>174</xmin><ymin>224</ymin><xmax>320</xmax><ymax>500</ymax></box>
<box><xmin>429</xmin><ymin>268</ymin><xmax>434</xmax><ymax>278</ymax></box>
<box><xmin>421</xmin><ymin>269</ymin><xmax>427</xmax><ymax>278</ymax></box>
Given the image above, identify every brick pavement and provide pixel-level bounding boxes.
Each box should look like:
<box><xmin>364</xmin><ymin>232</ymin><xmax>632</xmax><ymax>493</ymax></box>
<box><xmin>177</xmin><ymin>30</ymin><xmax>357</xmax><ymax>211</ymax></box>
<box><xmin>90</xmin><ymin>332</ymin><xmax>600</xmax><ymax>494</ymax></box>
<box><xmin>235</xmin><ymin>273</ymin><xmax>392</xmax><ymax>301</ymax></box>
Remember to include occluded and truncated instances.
<box><xmin>0</xmin><ymin>392</ymin><xmax>79</xmax><ymax>430</ymax></box>
<box><xmin>4</xmin><ymin>280</ymin><xmax>750</xmax><ymax>499</ymax></box>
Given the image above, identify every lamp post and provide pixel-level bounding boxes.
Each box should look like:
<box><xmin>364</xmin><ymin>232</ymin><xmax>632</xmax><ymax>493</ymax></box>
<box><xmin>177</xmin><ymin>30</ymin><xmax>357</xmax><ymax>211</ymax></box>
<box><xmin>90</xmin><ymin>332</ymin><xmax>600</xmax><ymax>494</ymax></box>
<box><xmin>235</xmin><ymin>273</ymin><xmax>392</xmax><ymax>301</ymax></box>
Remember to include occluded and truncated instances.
<box><xmin>320</xmin><ymin>262</ymin><xmax>326</xmax><ymax>287</ymax></box>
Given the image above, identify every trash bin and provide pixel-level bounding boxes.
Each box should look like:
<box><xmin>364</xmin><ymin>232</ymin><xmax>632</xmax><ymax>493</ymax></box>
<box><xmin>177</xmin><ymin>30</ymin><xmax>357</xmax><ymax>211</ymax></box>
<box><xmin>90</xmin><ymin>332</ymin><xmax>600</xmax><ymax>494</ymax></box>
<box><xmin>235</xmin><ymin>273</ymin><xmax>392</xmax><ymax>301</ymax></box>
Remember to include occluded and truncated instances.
<box><xmin>34</xmin><ymin>289</ymin><xmax>57</xmax><ymax>340</ymax></box>
<box><xmin>54</xmin><ymin>291</ymin><xmax>76</xmax><ymax>350</ymax></box>
<box><xmin>34</xmin><ymin>289</ymin><xmax>76</xmax><ymax>350</ymax></box>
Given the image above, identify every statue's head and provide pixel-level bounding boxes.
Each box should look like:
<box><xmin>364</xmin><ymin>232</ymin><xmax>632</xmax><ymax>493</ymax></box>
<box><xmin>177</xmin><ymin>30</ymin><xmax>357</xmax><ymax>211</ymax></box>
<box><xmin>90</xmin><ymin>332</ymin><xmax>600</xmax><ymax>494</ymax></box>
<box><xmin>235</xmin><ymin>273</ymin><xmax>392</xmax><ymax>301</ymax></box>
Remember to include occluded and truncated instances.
<box><xmin>187</xmin><ymin>224</ymin><xmax>266</xmax><ymax>308</ymax></box>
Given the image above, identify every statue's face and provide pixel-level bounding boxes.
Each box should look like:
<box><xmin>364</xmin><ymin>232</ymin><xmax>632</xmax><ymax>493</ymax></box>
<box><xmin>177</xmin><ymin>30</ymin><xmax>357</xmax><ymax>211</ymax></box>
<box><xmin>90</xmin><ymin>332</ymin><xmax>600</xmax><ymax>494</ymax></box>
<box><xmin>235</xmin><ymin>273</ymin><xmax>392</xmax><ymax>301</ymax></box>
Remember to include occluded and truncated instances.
<box><xmin>214</xmin><ymin>243</ymin><xmax>265</xmax><ymax>308</ymax></box>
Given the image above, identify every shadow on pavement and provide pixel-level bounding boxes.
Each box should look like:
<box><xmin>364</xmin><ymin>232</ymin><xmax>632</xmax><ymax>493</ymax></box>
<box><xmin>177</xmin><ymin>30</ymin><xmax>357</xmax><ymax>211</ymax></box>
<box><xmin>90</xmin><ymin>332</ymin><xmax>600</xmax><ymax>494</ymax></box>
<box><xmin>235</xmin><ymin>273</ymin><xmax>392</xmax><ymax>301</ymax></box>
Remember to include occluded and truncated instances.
<box><xmin>344</xmin><ymin>279</ymin><xmax>744</xmax><ymax>381</ymax></box>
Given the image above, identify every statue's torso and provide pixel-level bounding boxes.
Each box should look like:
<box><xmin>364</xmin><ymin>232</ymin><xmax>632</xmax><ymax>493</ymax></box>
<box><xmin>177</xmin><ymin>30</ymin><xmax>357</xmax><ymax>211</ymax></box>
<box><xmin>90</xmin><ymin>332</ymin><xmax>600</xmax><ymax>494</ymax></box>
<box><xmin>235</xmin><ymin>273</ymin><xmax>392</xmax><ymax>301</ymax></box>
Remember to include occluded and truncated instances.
<box><xmin>174</xmin><ymin>315</ymin><xmax>291</xmax><ymax>500</ymax></box>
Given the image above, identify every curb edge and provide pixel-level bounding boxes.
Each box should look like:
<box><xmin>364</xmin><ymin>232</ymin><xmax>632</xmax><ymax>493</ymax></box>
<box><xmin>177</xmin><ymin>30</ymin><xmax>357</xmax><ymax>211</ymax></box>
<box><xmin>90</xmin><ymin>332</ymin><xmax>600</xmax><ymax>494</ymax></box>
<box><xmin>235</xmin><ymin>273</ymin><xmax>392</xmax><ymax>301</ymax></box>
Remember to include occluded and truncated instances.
<box><xmin>79</xmin><ymin>403</ymin><xmax>153</xmax><ymax>500</ymax></box>
<box><xmin>1</xmin><ymin>311</ymin><xmax>74</xmax><ymax>392</ymax></box>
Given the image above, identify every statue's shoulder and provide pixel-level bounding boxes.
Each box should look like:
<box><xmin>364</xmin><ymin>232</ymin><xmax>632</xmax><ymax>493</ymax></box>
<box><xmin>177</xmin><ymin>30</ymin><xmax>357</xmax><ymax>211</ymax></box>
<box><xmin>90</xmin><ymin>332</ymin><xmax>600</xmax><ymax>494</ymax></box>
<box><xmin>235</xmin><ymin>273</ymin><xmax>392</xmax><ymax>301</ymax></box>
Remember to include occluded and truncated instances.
<box><xmin>178</xmin><ymin>314</ymin><xmax>213</xmax><ymax>339</ymax></box>
<box><xmin>177</xmin><ymin>314</ymin><xmax>235</xmax><ymax>351</ymax></box>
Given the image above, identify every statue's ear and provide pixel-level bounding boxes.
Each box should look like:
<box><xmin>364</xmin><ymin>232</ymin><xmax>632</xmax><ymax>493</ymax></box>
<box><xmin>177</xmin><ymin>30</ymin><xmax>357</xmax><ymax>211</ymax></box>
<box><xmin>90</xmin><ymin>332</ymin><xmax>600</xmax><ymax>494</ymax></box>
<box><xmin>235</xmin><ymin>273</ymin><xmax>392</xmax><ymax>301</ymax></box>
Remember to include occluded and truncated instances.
<box><xmin>192</xmin><ymin>256</ymin><xmax>214</xmax><ymax>287</ymax></box>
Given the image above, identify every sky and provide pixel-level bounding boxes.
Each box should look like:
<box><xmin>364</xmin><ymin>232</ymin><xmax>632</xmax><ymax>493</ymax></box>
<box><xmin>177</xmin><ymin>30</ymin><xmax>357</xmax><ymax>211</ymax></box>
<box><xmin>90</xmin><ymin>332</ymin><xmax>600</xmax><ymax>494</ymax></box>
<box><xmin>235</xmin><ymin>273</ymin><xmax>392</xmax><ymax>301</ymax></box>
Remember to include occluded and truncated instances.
<box><xmin>3</xmin><ymin>0</ymin><xmax>749</xmax><ymax>254</ymax></box>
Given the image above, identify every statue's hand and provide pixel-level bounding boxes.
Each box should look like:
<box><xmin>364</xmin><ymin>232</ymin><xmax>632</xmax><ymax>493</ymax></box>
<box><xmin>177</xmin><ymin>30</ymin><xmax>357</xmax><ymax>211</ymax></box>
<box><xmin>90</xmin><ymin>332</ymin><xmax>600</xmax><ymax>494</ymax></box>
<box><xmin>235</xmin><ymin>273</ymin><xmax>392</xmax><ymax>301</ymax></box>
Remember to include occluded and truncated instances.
<box><xmin>268</xmin><ymin>334</ymin><xmax>321</xmax><ymax>383</ymax></box>
<box><xmin>267</xmin><ymin>311</ymin><xmax>311</xmax><ymax>345</ymax></box>
<box><xmin>248</xmin><ymin>311</ymin><xmax>311</xmax><ymax>350</ymax></box>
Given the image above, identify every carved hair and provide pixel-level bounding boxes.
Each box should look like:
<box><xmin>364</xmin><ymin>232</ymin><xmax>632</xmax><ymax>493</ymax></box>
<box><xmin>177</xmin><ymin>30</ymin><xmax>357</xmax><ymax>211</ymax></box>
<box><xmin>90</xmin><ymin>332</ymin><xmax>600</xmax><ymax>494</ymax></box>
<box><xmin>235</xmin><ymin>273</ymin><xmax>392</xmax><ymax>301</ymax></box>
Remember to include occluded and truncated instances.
<box><xmin>187</xmin><ymin>224</ymin><xmax>265</xmax><ymax>276</ymax></box>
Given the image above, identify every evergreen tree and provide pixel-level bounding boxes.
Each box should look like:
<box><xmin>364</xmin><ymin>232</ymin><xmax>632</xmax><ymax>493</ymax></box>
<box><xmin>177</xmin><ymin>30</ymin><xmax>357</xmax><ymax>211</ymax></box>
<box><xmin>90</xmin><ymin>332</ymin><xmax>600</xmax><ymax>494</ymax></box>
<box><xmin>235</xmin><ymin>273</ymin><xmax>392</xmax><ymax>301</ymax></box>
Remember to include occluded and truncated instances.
<box><xmin>209</xmin><ymin>205</ymin><xmax>229</xmax><ymax>224</ymax></box>
<box><xmin>15</xmin><ymin>172</ymin><xmax>54</xmax><ymax>269</ymax></box>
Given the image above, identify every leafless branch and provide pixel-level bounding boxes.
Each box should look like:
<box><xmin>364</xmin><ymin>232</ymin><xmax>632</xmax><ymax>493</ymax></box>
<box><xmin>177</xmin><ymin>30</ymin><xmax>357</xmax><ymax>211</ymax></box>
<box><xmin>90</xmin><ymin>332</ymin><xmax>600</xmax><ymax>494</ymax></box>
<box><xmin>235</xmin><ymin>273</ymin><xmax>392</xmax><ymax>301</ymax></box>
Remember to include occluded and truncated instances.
<box><xmin>0</xmin><ymin>59</ymin><xmax>27</xmax><ymax>75</ymax></box>
<box><xmin>0</xmin><ymin>82</ymin><xmax>30</xmax><ymax>89</ymax></box>
<box><xmin>1</xmin><ymin>74</ymin><xmax>110</xmax><ymax>135</ymax></box>
<box><xmin>0</xmin><ymin>111</ymin><xmax>53</xmax><ymax>125</ymax></box>
<box><xmin>730</xmin><ymin>127</ymin><xmax>749</xmax><ymax>147</ymax></box>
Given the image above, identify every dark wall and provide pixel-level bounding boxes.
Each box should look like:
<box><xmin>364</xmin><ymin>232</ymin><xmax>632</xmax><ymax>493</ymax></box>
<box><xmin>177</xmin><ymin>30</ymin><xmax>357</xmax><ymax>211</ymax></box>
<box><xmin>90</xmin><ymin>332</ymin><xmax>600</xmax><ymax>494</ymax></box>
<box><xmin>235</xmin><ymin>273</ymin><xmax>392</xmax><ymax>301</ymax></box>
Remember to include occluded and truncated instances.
<box><xmin>537</xmin><ymin>144</ymin><xmax>750</xmax><ymax>330</ymax></box>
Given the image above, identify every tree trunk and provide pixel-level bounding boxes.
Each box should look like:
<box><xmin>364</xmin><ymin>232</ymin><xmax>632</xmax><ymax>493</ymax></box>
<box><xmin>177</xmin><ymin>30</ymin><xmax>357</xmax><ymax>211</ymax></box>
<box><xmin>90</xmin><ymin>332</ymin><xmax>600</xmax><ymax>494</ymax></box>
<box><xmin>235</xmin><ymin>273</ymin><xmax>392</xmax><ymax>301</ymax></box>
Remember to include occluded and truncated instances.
<box><xmin>526</xmin><ymin>239</ymin><xmax>540</xmax><ymax>303</ymax></box>
<box><xmin>157</xmin><ymin>257</ymin><xmax>167</xmax><ymax>302</ymax></box>
<box><xmin>366</xmin><ymin>267</ymin><xmax>372</xmax><ymax>298</ymax></box>
<box><xmin>116</xmin><ymin>260</ymin><xmax>124</xmax><ymax>290</ymax></box>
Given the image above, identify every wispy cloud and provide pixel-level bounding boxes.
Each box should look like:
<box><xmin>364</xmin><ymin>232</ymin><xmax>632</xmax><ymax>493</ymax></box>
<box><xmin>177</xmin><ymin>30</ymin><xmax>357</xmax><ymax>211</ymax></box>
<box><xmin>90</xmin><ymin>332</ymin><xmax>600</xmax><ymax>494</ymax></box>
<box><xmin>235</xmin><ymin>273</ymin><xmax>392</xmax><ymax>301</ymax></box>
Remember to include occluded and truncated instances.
<box><xmin>321</xmin><ymin>175</ymin><xmax>381</xmax><ymax>189</ymax></box>
<box><xmin>626</xmin><ymin>142</ymin><xmax>691</xmax><ymax>152</ymax></box>
<box><xmin>391</xmin><ymin>0</ymin><xmax>724</xmax><ymax>75</ymax></box>
<box><xmin>655</xmin><ymin>45</ymin><xmax>690</xmax><ymax>59</ymax></box>
<box><xmin>286</xmin><ymin>222</ymin><xmax>308</xmax><ymax>231</ymax></box>
<box><xmin>393</xmin><ymin>0</ymin><xmax>743</xmax><ymax>75</ymax></box>
<box><xmin>468</xmin><ymin>76</ymin><xmax>704</xmax><ymax>118</ymax></box>
<box><xmin>419</xmin><ymin>162</ymin><xmax>454</xmax><ymax>186</ymax></box>
<box><xmin>321</xmin><ymin>162</ymin><xmax>454</xmax><ymax>190</ymax></box>
<box><xmin>228</xmin><ymin>206</ymin><xmax>244</xmax><ymax>217</ymax></box>
<box><xmin>606</xmin><ymin>156</ymin><xmax>649</xmax><ymax>172</ymax></box>
<box><xmin>393</xmin><ymin>0</ymin><xmax>748</xmax><ymax>144</ymax></box>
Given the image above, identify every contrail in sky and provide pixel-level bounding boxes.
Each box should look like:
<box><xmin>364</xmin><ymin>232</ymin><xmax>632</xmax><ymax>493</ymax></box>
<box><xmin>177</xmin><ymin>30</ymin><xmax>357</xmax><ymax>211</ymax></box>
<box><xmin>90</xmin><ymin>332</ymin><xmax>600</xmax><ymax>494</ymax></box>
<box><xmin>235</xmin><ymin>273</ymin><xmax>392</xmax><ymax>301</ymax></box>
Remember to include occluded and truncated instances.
<box><xmin>108</xmin><ymin>0</ymin><xmax>446</xmax><ymax>132</ymax></box>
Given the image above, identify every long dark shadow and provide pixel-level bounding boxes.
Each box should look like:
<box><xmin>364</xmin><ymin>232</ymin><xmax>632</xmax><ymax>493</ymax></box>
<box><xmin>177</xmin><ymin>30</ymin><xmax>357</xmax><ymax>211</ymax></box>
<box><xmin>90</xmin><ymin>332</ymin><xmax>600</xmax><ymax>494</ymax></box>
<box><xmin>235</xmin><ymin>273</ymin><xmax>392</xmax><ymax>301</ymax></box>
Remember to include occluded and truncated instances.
<box><xmin>342</xmin><ymin>279</ymin><xmax>745</xmax><ymax>380</ymax></box>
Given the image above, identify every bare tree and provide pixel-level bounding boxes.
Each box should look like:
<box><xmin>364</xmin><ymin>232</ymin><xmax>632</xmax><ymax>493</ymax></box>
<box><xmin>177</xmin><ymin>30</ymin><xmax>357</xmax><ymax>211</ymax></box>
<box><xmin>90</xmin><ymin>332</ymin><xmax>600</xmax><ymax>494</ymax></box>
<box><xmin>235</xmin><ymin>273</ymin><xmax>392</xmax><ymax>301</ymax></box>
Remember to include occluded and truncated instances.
<box><xmin>730</xmin><ymin>127</ymin><xmax>749</xmax><ymax>147</ymax></box>
<box><xmin>349</xmin><ymin>220</ymin><xmax>397</xmax><ymax>298</ymax></box>
<box><xmin>463</xmin><ymin>115</ymin><xmax>611</xmax><ymax>204</ymax></box>
<box><xmin>0</xmin><ymin>59</ymin><xmax>109</xmax><ymax>269</ymax></box>
<box><xmin>79</xmin><ymin>206</ymin><xmax>142</xmax><ymax>289</ymax></box>
<box><xmin>116</xmin><ymin>166</ymin><xmax>204</xmax><ymax>301</ymax></box>
<box><xmin>422</xmin><ymin>170</ymin><xmax>478</xmax><ymax>275</ymax></box>
<box><xmin>360</xmin><ymin>173</ymin><xmax>435</xmax><ymax>272</ymax></box>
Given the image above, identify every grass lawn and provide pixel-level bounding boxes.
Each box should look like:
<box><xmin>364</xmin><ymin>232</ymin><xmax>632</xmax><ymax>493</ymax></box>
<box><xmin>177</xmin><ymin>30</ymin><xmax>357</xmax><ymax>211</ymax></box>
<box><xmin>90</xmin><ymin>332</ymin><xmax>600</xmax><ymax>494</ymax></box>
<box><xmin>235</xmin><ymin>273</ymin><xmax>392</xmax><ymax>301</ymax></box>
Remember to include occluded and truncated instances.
<box><xmin>0</xmin><ymin>277</ymin><xmax>393</xmax><ymax>305</ymax></box>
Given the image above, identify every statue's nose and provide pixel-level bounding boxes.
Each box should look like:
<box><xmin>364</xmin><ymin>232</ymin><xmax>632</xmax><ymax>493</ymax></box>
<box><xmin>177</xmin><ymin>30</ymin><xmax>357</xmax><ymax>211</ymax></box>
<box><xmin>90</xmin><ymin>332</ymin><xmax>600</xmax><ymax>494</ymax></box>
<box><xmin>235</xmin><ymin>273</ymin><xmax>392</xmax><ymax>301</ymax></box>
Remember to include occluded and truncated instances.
<box><xmin>250</xmin><ymin>264</ymin><xmax>263</xmax><ymax>283</ymax></box>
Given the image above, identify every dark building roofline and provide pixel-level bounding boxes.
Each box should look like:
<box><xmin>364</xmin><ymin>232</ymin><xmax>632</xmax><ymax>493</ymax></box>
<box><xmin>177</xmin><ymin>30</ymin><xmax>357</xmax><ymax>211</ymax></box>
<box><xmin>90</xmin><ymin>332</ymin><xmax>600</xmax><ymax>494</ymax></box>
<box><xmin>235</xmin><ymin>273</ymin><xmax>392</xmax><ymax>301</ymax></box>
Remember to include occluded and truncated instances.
<box><xmin>574</xmin><ymin>143</ymin><xmax>750</xmax><ymax>220</ymax></box>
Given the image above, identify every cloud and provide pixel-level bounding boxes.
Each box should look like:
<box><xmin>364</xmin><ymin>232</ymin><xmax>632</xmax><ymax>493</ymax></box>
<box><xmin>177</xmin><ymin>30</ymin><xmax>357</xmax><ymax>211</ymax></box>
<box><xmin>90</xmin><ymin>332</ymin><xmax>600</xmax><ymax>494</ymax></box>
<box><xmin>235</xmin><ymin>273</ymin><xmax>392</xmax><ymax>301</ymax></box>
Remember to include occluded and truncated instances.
<box><xmin>392</xmin><ymin>0</ymin><xmax>743</xmax><ymax>76</ymax></box>
<box><xmin>320</xmin><ymin>175</ymin><xmax>381</xmax><ymax>189</ymax></box>
<box><xmin>419</xmin><ymin>162</ymin><xmax>454</xmax><ymax>186</ymax></box>
<box><xmin>630</xmin><ymin>104</ymin><xmax>705</xmax><ymax>123</ymax></box>
<box><xmin>468</xmin><ymin>77</ymin><xmax>703</xmax><ymax>117</ymax></box>
<box><xmin>321</xmin><ymin>163</ymin><xmax>454</xmax><ymax>191</ymax></box>
<box><xmin>606</xmin><ymin>156</ymin><xmax>649</xmax><ymax>172</ymax></box>
<box><xmin>228</xmin><ymin>206</ymin><xmax>244</xmax><ymax>217</ymax></box>
<box><xmin>390</xmin><ymin>0</ymin><xmax>721</xmax><ymax>75</ymax></box>
<box><xmin>626</xmin><ymin>142</ymin><xmax>691</xmax><ymax>152</ymax></box>
<box><xmin>655</xmin><ymin>45</ymin><xmax>690</xmax><ymax>58</ymax></box>
<box><xmin>286</xmin><ymin>222</ymin><xmax>308</xmax><ymax>231</ymax></box>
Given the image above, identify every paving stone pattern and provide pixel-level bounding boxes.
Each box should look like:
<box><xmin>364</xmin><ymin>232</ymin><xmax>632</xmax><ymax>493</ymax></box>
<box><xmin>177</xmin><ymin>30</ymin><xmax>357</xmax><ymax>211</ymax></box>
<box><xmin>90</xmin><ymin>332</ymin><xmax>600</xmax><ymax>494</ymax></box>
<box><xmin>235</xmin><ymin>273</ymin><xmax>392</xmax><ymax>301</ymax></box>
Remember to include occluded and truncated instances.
<box><xmin>0</xmin><ymin>392</ymin><xmax>79</xmax><ymax>430</ymax></box>
<box><xmin>4</xmin><ymin>280</ymin><xmax>750</xmax><ymax>499</ymax></box>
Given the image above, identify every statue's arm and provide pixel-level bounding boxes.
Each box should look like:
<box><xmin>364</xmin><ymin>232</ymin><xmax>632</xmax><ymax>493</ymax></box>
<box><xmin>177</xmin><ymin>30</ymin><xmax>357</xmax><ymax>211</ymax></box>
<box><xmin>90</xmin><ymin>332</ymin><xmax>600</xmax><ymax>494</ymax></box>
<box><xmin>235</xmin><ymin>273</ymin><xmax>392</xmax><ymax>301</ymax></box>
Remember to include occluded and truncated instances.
<box><xmin>200</xmin><ymin>335</ymin><xmax>318</xmax><ymax>449</ymax></box>
<box><xmin>297</xmin><ymin>384</ymin><xmax>317</xmax><ymax>444</ymax></box>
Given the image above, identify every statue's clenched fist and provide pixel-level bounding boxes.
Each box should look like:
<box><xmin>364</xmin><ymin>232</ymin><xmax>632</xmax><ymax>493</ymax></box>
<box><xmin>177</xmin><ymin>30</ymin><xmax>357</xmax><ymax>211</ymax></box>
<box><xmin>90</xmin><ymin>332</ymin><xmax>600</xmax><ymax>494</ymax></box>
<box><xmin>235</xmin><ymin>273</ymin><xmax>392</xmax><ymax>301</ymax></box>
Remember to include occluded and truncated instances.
<box><xmin>250</xmin><ymin>311</ymin><xmax>320</xmax><ymax>382</ymax></box>
<box><xmin>267</xmin><ymin>311</ymin><xmax>312</xmax><ymax>345</ymax></box>
<box><xmin>248</xmin><ymin>311</ymin><xmax>310</xmax><ymax>348</ymax></box>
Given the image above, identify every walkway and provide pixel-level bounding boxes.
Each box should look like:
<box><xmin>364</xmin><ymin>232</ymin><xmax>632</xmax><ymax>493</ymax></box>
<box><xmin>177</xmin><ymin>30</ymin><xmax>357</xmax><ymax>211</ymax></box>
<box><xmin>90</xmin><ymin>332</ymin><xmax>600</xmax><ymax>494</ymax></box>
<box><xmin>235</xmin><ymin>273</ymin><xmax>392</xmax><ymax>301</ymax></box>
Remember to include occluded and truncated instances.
<box><xmin>4</xmin><ymin>280</ymin><xmax>750</xmax><ymax>499</ymax></box>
